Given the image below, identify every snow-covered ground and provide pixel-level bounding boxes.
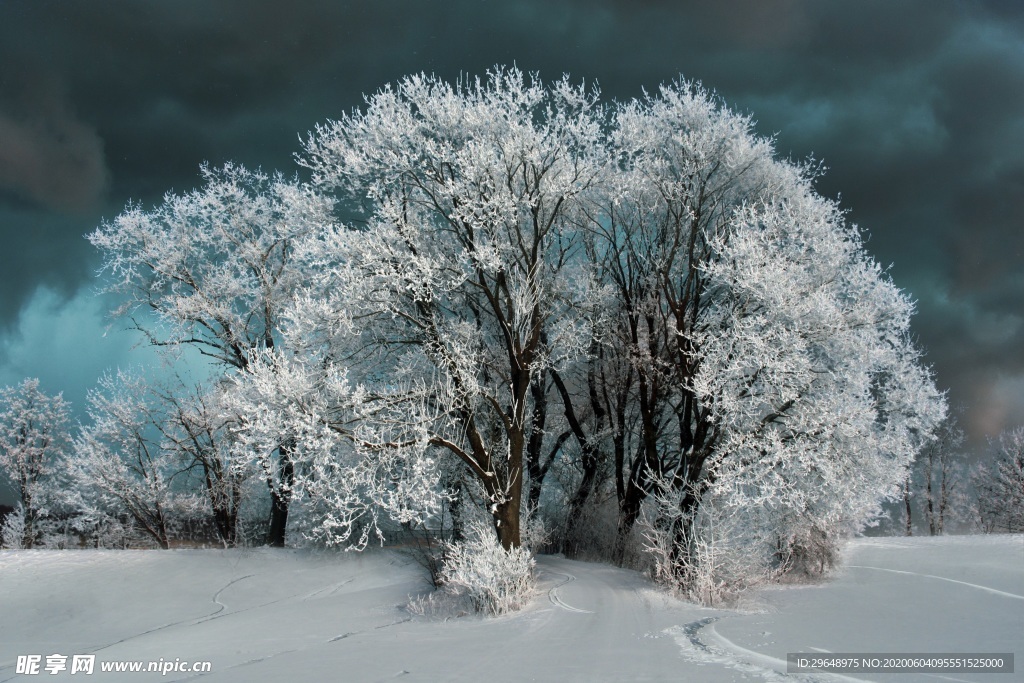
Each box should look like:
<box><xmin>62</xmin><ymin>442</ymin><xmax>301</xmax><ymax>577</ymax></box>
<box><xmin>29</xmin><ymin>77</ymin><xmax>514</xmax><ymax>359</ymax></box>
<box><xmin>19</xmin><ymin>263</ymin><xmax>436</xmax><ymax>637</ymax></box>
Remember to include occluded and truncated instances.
<box><xmin>0</xmin><ymin>535</ymin><xmax>1020</xmax><ymax>682</ymax></box>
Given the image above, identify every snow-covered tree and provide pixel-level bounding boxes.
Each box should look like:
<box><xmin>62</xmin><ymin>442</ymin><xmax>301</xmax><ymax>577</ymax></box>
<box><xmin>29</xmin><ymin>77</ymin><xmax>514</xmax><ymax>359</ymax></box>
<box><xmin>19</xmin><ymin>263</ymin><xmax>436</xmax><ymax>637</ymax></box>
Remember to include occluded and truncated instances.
<box><xmin>222</xmin><ymin>348</ymin><xmax>400</xmax><ymax>550</ymax></box>
<box><xmin>688</xmin><ymin>197</ymin><xmax>944</xmax><ymax>574</ymax></box>
<box><xmin>288</xmin><ymin>67</ymin><xmax>604</xmax><ymax>549</ymax></box>
<box><xmin>972</xmin><ymin>426</ymin><xmax>1024</xmax><ymax>533</ymax></box>
<box><xmin>154</xmin><ymin>381</ymin><xmax>255</xmax><ymax>547</ymax></box>
<box><xmin>70</xmin><ymin>372</ymin><xmax>260</xmax><ymax>549</ymax></box>
<box><xmin>0</xmin><ymin>378</ymin><xmax>71</xmax><ymax>548</ymax></box>
<box><xmin>913</xmin><ymin>413</ymin><xmax>967</xmax><ymax>535</ymax></box>
<box><xmin>576</xmin><ymin>80</ymin><xmax>945</xmax><ymax>581</ymax></box>
<box><xmin>70</xmin><ymin>371</ymin><xmax>189</xmax><ymax>549</ymax></box>
<box><xmin>568</xmin><ymin>80</ymin><xmax>802</xmax><ymax>560</ymax></box>
<box><xmin>88</xmin><ymin>163</ymin><xmax>333</xmax><ymax>546</ymax></box>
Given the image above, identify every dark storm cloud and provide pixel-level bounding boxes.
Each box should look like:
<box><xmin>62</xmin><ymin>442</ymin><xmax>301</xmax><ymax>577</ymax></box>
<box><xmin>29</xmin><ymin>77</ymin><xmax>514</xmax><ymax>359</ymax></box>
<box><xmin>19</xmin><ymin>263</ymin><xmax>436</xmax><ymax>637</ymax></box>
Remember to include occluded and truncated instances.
<box><xmin>0</xmin><ymin>76</ymin><xmax>108</xmax><ymax>213</ymax></box>
<box><xmin>0</xmin><ymin>0</ymin><xmax>1023</xmax><ymax>446</ymax></box>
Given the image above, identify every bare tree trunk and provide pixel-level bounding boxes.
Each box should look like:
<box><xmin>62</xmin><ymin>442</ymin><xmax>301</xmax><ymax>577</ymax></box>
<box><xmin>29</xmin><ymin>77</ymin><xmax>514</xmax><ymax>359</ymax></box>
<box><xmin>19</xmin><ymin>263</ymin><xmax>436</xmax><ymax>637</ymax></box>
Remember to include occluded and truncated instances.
<box><xmin>493</xmin><ymin>497</ymin><xmax>522</xmax><ymax>550</ymax></box>
<box><xmin>551</xmin><ymin>365</ymin><xmax>605</xmax><ymax>559</ymax></box>
<box><xmin>923</xmin><ymin>447</ymin><xmax>936</xmax><ymax>535</ymax></box>
<box><xmin>204</xmin><ymin>465</ymin><xmax>239</xmax><ymax>547</ymax></box>
<box><xmin>212</xmin><ymin>497</ymin><xmax>238</xmax><ymax>547</ymax></box>
<box><xmin>447</xmin><ymin>475</ymin><xmax>465</xmax><ymax>543</ymax></box>
<box><xmin>614</xmin><ymin>487</ymin><xmax>645</xmax><ymax>564</ymax></box>
<box><xmin>938</xmin><ymin>461</ymin><xmax>948</xmax><ymax>535</ymax></box>
<box><xmin>525</xmin><ymin>371</ymin><xmax>554</xmax><ymax>519</ymax></box>
<box><xmin>926</xmin><ymin>477</ymin><xmax>936</xmax><ymax>536</ymax></box>
<box><xmin>563</xmin><ymin>453</ymin><xmax>598</xmax><ymax>559</ymax></box>
<box><xmin>266</xmin><ymin>444</ymin><xmax>294</xmax><ymax>547</ymax></box>
<box><xmin>903</xmin><ymin>476</ymin><xmax>913</xmax><ymax>536</ymax></box>
<box><xmin>666</xmin><ymin>486</ymin><xmax>705</xmax><ymax>586</ymax></box>
<box><xmin>20</xmin><ymin>477</ymin><xmax>36</xmax><ymax>549</ymax></box>
<box><xmin>490</xmin><ymin>404</ymin><xmax>526</xmax><ymax>550</ymax></box>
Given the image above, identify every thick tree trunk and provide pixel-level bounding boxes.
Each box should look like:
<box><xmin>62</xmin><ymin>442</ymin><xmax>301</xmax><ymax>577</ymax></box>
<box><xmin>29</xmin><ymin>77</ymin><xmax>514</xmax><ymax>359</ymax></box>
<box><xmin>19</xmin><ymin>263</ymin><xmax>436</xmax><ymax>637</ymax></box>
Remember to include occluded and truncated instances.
<box><xmin>213</xmin><ymin>502</ymin><xmax>238</xmax><ymax>548</ymax></box>
<box><xmin>667</xmin><ymin>488</ymin><xmax>702</xmax><ymax>585</ymax></box>
<box><xmin>137</xmin><ymin>506</ymin><xmax>171</xmax><ymax>550</ymax></box>
<box><xmin>525</xmin><ymin>372</ymin><xmax>550</xmax><ymax>519</ymax></box>
<box><xmin>614</xmin><ymin>434</ymin><xmax>659</xmax><ymax>564</ymax></box>
<box><xmin>267</xmin><ymin>490</ymin><xmax>289</xmax><ymax>547</ymax></box>
<box><xmin>493</xmin><ymin>497</ymin><xmax>522</xmax><ymax>551</ymax></box>
<box><xmin>613</xmin><ymin>489</ymin><xmax>644</xmax><ymax>564</ymax></box>
<box><xmin>448</xmin><ymin>477</ymin><xmax>465</xmax><ymax>543</ymax></box>
<box><xmin>551</xmin><ymin>362</ymin><xmax>605</xmax><ymax>559</ymax></box>
<box><xmin>492</xmin><ymin>414</ymin><xmax>526</xmax><ymax>550</ymax></box>
<box><xmin>563</xmin><ymin>452</ymin><xmax>598</xmax><ymax>559</ymax></box>
<box><xmin>156</xmin><ymin>530</ymin><xmax>171</xmax><ymax>550</ymax></box>
<box><xmin>21</xmin><ymin>498</ymin><xmax>36</xmax><ymax>549</ymax></box>
<box><xmin>266</xmin><ymin>446</ymin><xmax>294</xmax><ymax>548</ymax></box>
<box><xmin>19</xmin><ymin>476</ymin><xmax>37</xmax><ymax>549</ymax></box>
<box><xmin>611</xmin><ymin>335</ymin><xmax>662</xmax><ymax>563</ymax></box>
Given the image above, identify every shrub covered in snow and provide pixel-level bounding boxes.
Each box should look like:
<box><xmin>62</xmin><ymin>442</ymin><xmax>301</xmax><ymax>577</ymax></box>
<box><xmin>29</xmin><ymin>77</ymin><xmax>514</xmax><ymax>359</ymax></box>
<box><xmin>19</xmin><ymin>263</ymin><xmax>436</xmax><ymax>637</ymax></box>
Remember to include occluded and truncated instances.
<box><xmin>439</xmin><ymin>521</ymin><xmax>535</xmax><ymax>615</ymax></box>
<box><xmin>0</xmin><ymin>504</ymin><xmax>25</xmax><ymax>549</ymax></box>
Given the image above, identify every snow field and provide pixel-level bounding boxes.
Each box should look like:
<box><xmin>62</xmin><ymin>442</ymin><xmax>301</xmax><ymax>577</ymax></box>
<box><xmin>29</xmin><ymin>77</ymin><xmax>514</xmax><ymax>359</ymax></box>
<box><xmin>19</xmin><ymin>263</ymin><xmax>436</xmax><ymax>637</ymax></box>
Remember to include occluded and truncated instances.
<box><xmin>0</xmin><ymin>534</ymin><xmax>1020</xmax><ymax>682</ymax></box>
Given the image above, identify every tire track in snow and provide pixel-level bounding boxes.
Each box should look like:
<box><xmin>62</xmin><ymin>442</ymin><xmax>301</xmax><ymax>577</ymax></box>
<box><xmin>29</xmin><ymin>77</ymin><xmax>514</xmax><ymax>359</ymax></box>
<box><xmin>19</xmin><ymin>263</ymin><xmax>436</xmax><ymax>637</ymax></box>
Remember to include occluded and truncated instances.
<box><xmin>667</xmin><ymin>617</ymin><xmax>793</xmax><ymax>682</ymax></box>
<box><xmin>542</xmin><ymin>569</ymin><xmax>593</xmax><ymax>614</ymax></box>
<box><xmin>669</xmin><ymin>618</ymin><xmax>875</xmax><ymax>683</ymax></box>
<box><xmin>210</xmin><ymin>574</ymin><xmax>255</xmax><ymax>614</ymax></box>
<box><xmin>328</xmin><ymin>617</ymin><xmax>412</xmax><ymax>642</ymax></box>
<box><xmin>846</xmin><ymin>565</ymin><xmax>1024</xmax><ymax>601</ymax></box>
<box><xmin>302</xmin><ymin>577</ymin><xmax>354</xmax><ymax>600</ymax></box>
<box><xmin>193</xmin><ymin>574</ymin><xmax>363</xmax><ymax>626</ymax></box>
<box><xmin>88</xmin><ymin>574</ymin><xmax>255</xmax><ymax>653</ymax></box>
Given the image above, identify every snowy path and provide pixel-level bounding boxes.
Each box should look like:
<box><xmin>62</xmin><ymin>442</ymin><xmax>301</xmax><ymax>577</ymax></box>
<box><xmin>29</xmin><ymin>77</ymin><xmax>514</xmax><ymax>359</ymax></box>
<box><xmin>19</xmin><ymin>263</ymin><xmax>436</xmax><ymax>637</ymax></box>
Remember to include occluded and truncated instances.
<box><xmin>0</xmin><ymin>535</ymin><xmax>1020</xmax><ymax>682</ymax></box>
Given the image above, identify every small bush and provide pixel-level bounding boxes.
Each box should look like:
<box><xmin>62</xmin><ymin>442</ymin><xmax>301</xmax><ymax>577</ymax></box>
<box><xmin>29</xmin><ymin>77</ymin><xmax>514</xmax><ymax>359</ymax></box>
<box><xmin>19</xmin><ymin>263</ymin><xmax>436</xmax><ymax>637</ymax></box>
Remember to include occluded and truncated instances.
<box><xmin>406</xmin><ymin>588</ymin><xmax>473</xmax><ymax>620</ymax></box>
<box><xmin>439</xmin><ymin>521</ymin><xmax>535</xmax><ymax>616</ymax></box>
<box><xmin>777</xmin><ymin>525</ymin><xmax>841</xmax><ymax>579</ymax></box>
<box><xmin>1</xmin><ymin>504</ymin><xmax>25</xmax><ymax>549</ymax></box>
